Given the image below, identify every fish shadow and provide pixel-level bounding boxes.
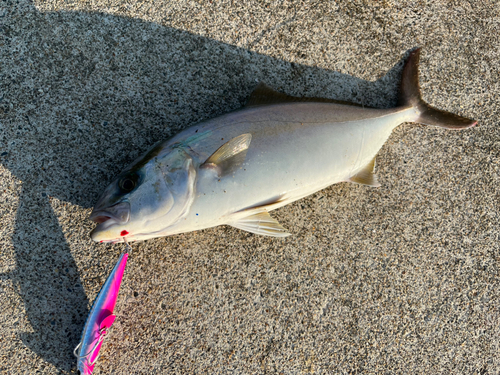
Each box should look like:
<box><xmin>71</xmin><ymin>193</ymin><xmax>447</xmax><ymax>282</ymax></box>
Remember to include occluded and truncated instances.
<box><xmin>1</xmin><ymin>1</ymin><xmax>408</xmax><ymax>372</ymax></box>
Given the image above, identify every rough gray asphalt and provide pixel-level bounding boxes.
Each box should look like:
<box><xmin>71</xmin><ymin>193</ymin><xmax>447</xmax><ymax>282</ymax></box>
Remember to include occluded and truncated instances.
<box><xmin>1</xmin><ymin>0</ymin><xmax>499</xmax><ymax>374</ymax></box>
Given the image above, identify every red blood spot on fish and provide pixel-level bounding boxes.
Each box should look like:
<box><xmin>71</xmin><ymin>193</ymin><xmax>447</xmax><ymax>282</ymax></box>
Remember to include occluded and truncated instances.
<box><xmin>100</xmin><ymin>240</ymin><xmax>103</xmax><ymax>243</ymax></box>
<box><xmin>120</xmin><ymin>230</ymin><xmax>129</xmax><ymax>236</ymax></box>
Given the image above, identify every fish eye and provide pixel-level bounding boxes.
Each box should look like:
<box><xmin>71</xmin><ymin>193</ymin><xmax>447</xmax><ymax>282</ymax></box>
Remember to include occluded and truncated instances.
<box><xmin>119</xmin><ymin>173</ymin><xmax>138</xmax><ymax>192</ymax></box>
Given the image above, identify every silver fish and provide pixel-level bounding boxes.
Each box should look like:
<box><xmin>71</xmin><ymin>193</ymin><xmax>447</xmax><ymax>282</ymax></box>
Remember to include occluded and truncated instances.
<box><xmin>90</xmin><ymin>49</ymin><xmax>476</xmax><ymax>243</ymax></box>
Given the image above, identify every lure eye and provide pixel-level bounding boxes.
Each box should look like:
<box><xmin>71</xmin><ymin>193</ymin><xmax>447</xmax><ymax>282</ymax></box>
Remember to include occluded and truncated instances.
<box><xmin>119</xmin><ymin>173</ymin><xmax>138</xmax><ymax>192</ymax></box>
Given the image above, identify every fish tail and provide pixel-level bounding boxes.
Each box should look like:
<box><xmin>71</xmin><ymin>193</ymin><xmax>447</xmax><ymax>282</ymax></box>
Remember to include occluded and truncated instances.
<box><xmin>399</xmin><ymin>48</ymin><xmax>477</xmax><ymax>130</ymax></box>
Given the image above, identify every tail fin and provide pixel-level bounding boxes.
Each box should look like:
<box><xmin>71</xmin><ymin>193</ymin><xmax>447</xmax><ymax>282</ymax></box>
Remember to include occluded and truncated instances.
<box><xmin>399</xmin><ymin>48</ymin><xmax>477</xmax><ymax>130</ymax></box>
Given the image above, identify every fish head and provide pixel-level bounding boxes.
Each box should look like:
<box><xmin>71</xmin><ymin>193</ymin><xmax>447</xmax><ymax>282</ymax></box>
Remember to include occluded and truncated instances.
<box><xmin>90</xmin><ymin>144</ymin><xmax>196</xmax><ymax>243</ymax></box>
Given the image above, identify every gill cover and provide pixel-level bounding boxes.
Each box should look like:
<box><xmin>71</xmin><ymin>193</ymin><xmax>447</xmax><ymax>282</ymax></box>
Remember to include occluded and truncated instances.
<box><xmin>154</xmin><ymin>147</ymin><xmax>197</xmax><ymax>226</ymax></box>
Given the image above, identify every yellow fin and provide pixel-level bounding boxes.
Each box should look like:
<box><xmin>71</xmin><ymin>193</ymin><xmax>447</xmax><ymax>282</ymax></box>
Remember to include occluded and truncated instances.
<box><xmin>348</xmin><ymin>157</ymin><xmax>381</xmax><ymax>187</ymax></box>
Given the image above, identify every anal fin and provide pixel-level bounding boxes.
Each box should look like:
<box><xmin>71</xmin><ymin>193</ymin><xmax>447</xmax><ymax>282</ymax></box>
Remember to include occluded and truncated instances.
<box><xmin>228</xmin><ymin>211</ymin><xmax>291</xmax><ymax>238</ymax></box>
<box><xmin>348</xmin><ymin>157</ymin><xmax>381</xmax><ymax>187</ymax></box>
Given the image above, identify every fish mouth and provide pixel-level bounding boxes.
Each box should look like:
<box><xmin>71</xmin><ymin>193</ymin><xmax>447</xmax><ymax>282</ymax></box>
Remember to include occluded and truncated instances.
<box><xmin>89</xmin><ymin>201</ymin><xmax>131</xmax><ymax>233</ymax></box>
<box><xmin>92</xmin><ymin>215</ymin><xmax>112</xmax><ymax>224</ymax></box>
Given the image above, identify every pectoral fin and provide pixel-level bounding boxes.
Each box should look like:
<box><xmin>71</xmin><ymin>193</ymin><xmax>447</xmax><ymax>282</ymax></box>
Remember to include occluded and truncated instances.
<box><xmin>229</xmin><ymin>211</ymin><xmax>291</xmax><ymax>238</ymax></box>
<box><xmin>200</xmin><ymin>133</ymin><xmax>252</xmax><ymax>177</ymax></box>
<box><xmin>348</xmin><ymin>157</ymin><xmax>381</xmax><ymax>187</ymax></box>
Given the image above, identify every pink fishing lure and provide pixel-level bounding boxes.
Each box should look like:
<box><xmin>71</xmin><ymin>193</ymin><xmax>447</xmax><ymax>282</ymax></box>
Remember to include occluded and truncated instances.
<box><xmin>74</xmin><ymin>253</ymin><xmax>128</xmax><ymax>374</ymax></box>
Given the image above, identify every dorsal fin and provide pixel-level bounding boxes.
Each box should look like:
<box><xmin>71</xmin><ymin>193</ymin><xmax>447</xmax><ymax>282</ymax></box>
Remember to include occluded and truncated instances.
<box><xmin>246</xmin><ymin>82</ymin><xmax>370</xmax><ymax>108</ymax></box>
<box><xmin>246</xmin><ymin>83</ymin><xmax>298</xmax><ymax>106</ymax></box>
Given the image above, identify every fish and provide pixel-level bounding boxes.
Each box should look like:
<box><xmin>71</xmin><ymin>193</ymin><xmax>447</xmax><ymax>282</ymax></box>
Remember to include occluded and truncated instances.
<box><xmin>74</xmin><ymin>253</ymin><xmax>128</xmax><ymax>374</ymax></box>
<box><xmin>89</xmin><ymin>48</ymin><xmax>476</xmax><ymax>243</ymax></box>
